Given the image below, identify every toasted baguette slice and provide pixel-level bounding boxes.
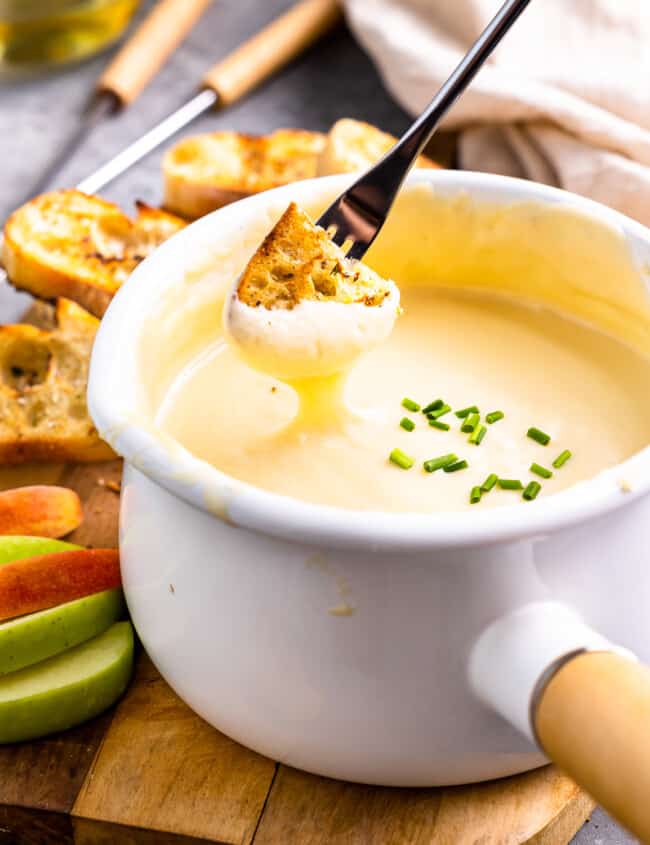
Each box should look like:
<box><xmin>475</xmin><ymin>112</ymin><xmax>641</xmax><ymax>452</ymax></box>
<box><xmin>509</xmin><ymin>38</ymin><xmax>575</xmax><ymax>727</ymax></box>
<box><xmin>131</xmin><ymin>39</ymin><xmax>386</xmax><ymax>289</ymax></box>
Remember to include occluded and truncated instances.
<box><xmin>0</xmin><ymin>298</ymin><xmax>114</xmax><ymax>464</ymax></box>
<box><xmin>2</xmin><ymin>190</ymin><xmax>185</xmax><ymax>318</ymax></box>
<box><xmin>236</xmin><ymin>202</ymin><xmax>392</xmax><ymax>310</ymax></box>
<box><xmin>163</xmin><ymin>129</ymin><xmax>326</xmax><ymax>219</ymax></box>
<box><xmin>317</xmin><ymin>118</ymin><xmax>440</xmax><ymax>176</ymax></box>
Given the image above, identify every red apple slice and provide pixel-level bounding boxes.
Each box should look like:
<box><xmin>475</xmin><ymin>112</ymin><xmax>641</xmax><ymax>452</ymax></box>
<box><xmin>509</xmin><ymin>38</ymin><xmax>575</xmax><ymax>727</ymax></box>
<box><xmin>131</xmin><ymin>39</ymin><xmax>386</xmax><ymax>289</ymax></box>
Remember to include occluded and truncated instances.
<box><xmin>0</xmin><ymin>486</ymin><xmax>83</xmax><ymax>538</ymax></box>
<box><xmin>0</xmin><ymin>549</ymin><xmax>121</xmax><ymax>622</ymax></box>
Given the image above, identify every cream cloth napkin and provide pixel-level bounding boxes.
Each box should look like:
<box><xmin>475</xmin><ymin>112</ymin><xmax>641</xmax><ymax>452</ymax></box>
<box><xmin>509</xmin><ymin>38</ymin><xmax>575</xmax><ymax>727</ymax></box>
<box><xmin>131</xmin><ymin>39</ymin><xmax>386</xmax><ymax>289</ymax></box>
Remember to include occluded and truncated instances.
<box><xmin>342</xmin><ymin>0</ymin><xmax>650</xmax><ymax>226</ymax></box>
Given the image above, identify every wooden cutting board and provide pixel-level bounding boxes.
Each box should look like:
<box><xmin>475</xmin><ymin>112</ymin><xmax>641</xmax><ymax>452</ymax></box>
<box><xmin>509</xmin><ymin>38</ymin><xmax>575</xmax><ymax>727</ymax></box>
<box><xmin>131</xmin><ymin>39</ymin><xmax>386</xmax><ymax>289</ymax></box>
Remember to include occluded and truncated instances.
<box><xmin>0</xmin><ymin>461</ymin><xmax>595</xmax><ymax>845</ymax></box>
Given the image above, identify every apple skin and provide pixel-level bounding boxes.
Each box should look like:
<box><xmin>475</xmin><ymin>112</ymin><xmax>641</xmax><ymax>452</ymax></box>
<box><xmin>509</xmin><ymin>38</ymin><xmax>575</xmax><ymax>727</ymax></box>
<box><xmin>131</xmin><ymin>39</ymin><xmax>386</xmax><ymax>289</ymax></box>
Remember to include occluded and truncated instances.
<box><xmin>0</xmin><ymin>486</ymin><xmax>83</xmax><ymax>538</ymax></box>
<box><xmin>0</xmin><ymin>549</ymin><xmax>121</xmax><ymax>622</ymax></box>
<box><xmin>0</xmin><ymin>621</ymin><xmax>134</xmax><ymax>744</ymax></box>
<box><xmin>0</xmin><ymin>588</ymin><xmax>124</xmax><ymax>676</ymax></box>
<box><xmin>0</xmin><ymin>536</ymin><xmax>80</xmax><ymax>566</ymax></box>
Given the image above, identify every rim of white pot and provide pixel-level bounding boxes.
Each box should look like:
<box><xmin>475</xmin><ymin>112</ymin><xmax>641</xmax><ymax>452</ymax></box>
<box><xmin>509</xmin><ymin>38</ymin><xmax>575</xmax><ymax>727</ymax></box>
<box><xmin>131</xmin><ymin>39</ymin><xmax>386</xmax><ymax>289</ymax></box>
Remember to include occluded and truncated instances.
<box><xmin>88</xmin><ymin>170</ymin><xmax>650</xmax><ymax>551</ymax></box>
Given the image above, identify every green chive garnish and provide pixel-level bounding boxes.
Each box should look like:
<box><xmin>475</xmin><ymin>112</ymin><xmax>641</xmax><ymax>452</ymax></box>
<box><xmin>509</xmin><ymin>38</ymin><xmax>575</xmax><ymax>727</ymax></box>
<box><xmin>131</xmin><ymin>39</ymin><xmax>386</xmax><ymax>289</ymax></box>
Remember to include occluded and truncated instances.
<box><xmin>428</xmin><ymin>403</ymin><xmax>451</xmax><ymax>420</ymax></box>
<box><xmin>423</xmin><ymin>453</ymin><xmax>457</xmax><ymax>473</ymax></box>
<box><xmin>470</xmin><ymin>486</ymin><xmax>482</xmax><ymax>504</ymax></box>
<box><xmin>469</xmin><ymin>424</ymin><xmax>487</xmax><ymax>445</ymax></box>
<box><xmin>498</xmin><ymin>478</ymin><xmax>523</xmax><ymax>490</ymax></box>
<box><xmin>530</xmin><ymin>462</ymin><xmax>552</xmax><ymax>479</ymax></box>
<box><xmin>455</xmin><ymin>405</ymin><xmax>479</xmax><ymax>419</ymax></box>
<box><xmin>390</xmin><ymin>448</ymin><xmax>414</xmax><ymax>470</ymax></box>
<box><xmin>481</xmin><ymin>473</ymin><xmax>498</xmax><ymax>492</ymax></box>
<box><xmin>486</xmin><ymin>411</ymin><xmax>504</xmax><ymax>424</ymax></box>
<box><xmin>400</xmin><ymin>417</ymin><xmax>415</xmax><ymax>432</ymax></box>
<box><xmin>527</xmin><ymin>427</ymin><xmax>551</xmax><ymax>446</ymax></box>
<box><xmin>523</xmin><ymin>481</ymin><xmax>542</xmax><ymax>501</ymax></box>
<box><xmin>422</xmin><ymin>399</ymin><xmax>443</xmax><ymax>414</ymax></box>
<box><xmin>553</xmin><ymin>449</ymin><xmax>572</xmax><ymax>468</ymax></box>
<box><xmin>402</xmin><ymin>398</ymin><xmax>420</xmax><ymax>413</ymax></box>
<box><xmin>429</xmin><ymin>419</ymin><xmax>450</xmax><ymax>431</ymax></box>
<box><xmin>444</xmin><ymin>459</ymin><xmax>469</xmax><ymax>473</ymax></box>
<box><xmin>461</xmin><ymin>412</ymin><xmax>480</xmax><ymax>433</ymax></box>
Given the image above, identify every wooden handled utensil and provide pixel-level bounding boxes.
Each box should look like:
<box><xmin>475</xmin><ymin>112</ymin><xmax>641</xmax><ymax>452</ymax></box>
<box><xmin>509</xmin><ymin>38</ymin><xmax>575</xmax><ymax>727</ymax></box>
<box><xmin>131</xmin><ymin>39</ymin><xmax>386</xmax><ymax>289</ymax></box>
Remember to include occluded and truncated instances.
<box><xmin>77</xmin><ymin>0</ymin><xmax>342</xmax><ymax>196</ymax></box>
<box><xmin>21</xmin><ymin>0</ymin><xmax>212</xmax><ymax>204</ymax></box>
<box><xmin>97</xmin><ymin>0</ymin><xmax>213</xmax><ymax>106</ymax></box>
<box><xmin>535</xmin><ymin>651</ymin><xmax>650</xmax><ymax>844</ymax></box>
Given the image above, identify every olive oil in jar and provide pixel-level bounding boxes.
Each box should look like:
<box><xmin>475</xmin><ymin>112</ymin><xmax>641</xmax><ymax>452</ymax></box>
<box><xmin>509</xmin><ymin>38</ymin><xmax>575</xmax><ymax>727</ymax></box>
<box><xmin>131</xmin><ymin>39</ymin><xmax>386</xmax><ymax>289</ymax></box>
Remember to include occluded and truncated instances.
<box><xmin>0</xmin><ymin>0</ymin><xmax>139</xmax><ymax>75</ymax></box>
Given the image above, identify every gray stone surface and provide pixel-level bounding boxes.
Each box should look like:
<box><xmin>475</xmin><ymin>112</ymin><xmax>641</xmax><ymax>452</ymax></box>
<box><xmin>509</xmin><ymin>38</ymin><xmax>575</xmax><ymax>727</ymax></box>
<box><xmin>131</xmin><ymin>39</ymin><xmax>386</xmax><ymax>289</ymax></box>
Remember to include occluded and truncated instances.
<box><xmin>0</xmin><ymin>1</ymin><xmax>638</xmax><ymax>842</ymax></box>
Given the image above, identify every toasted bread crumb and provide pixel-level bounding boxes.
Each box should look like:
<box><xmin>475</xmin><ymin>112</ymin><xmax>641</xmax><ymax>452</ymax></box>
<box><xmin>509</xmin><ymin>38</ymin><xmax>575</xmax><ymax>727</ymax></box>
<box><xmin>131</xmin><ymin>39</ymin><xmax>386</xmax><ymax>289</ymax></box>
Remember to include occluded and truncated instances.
<box><xmin>236</xmin><ymin>203</ymin><xmax>392</xmax><ymax>311</ymax></box>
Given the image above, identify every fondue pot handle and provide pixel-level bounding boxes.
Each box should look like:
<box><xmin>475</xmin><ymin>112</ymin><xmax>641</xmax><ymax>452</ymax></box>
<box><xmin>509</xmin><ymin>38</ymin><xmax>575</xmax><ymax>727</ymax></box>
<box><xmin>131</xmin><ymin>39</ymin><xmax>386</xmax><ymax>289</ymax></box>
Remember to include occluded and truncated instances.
<box><xmin>470</xmin><ymin>601</ymin><xmax>650</xmax><ymax>842</ymax></box>
<box><xmin>534</xmin><ymin>651</ymin><xmax>650</xmax><ymax>843</ymax></box>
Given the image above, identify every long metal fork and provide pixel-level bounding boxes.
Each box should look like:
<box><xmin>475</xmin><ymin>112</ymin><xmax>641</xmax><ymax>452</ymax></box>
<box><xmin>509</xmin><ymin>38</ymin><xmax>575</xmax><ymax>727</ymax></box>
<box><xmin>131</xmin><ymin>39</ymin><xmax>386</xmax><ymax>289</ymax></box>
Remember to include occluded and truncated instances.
<box><xmin>317</xmin><ymin>0</ymin><xmax>532</xmax><ymax>261</ymax></box>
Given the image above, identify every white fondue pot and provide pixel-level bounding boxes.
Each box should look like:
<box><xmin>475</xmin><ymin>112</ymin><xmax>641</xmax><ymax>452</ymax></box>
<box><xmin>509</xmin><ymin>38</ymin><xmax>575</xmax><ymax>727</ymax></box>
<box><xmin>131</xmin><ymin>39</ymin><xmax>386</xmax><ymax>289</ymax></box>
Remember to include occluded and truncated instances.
<box><xmin>88</xmin><ymin>171</ymin><xmax>650</xmax><ymax>840</ymax></box>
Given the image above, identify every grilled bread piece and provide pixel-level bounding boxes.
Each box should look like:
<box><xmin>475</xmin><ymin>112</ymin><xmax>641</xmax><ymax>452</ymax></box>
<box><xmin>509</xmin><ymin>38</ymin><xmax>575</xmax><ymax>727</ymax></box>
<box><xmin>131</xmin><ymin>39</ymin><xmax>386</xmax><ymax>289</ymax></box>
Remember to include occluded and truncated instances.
<box><xmin>236</xmin><ymin>202</ymin><xmax>393</xmax><ymax>310</ymax></box>
<box><xmin>317</xmin><ymin>118</ymin><xmax>439</xmax><ymax>176</ymax></box>
<box><xmin>226</xmin><ymin>203</ymin><xmax>400</xmax><ymax>381</ymax></box>
<box><xmin>0</xmin><ymin>298</ymin><xmax>113</xmax><ymax>464</ymax></box>
<box><xmin>163</xmin><ymin>129</ymin><xmax>326</xmax><ymax>219</ymax></box>
<box><xmin>2</xmin><ymin>190</ymin><xmax>185</xmax><ymax>318</ymax></box>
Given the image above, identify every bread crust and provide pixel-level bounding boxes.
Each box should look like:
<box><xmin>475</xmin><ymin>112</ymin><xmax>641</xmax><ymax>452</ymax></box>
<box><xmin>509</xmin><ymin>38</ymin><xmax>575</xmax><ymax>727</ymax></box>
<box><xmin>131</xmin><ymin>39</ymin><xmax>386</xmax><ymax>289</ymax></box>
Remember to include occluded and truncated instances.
<box><xmin>317</xmin><ymin>118</ymin><xmax>440</xmax><ymax>176</ymax></box>
<box><xmin>236</xmin><ymin>202</ymin><xmax>392</xmax><ymax>310</ymax></box>
<box><xmin>0</xmin><ymin>298</ymin><xmax>114</xmax><ymax>464</ymax></box>
<box><xmin>2</xmin><ymin>191</ymin><xmax>185</xmax><ymax>318</ymax></box>
<box><xmin>163</xmin><ymin>129</ymin><xmax>326</xmax><ymax>219</ymax></box>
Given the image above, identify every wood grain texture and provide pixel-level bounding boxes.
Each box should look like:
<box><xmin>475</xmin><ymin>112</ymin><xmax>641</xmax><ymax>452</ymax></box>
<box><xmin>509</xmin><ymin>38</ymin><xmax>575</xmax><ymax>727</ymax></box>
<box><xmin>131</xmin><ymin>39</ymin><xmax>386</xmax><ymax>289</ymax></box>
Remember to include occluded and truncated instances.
<box><xmin>72</xmin><ymin>653</ymin><xmax>276</xmax><ymax>843</ymax></box>
<box><xmin>252</xmin><ymin>764</ymin><xmax>595</xmax><ymax>845</ymax></box>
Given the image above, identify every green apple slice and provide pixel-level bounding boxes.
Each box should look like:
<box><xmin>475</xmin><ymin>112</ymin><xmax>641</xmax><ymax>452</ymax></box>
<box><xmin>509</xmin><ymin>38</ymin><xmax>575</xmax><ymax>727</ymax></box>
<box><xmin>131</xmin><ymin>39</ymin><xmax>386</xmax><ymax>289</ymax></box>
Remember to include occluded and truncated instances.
<box><xmin>0</xmin><ymin>621</ymin><xmax>134</xmax><ymax>744</ymax></box>
<box><xmin>0</xmin><ymin>588</ymin><xmax>124</xmax><ymax>676</ymax></box>
<box><xmin>0</xmin><ymin>536</ymin><xmax>81</xmax><ymax>566</ymax></box>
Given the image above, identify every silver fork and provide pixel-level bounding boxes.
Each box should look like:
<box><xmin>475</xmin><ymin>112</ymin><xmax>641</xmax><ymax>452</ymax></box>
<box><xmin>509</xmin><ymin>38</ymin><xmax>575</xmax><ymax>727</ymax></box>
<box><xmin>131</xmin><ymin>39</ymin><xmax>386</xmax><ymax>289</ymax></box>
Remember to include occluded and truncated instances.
<box><xmin>318</xmin><ymin>0</ymin><xmax>532</xmax><ymax>261</ymax></box>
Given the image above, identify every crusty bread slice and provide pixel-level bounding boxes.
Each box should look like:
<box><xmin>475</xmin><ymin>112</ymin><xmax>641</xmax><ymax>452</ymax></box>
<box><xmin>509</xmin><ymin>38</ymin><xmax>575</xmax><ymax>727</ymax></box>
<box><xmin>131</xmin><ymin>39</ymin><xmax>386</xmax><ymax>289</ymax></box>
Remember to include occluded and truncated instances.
<box><xmin>236</xmin><ymin>202</ymin><xmax>392</xmax><ymax>310</ymax></box>
<box><xmin>317</xmin><ymin>118</ymin><xmax>439</xmax><ymax>176</ymax></box>
<box><xmin>0</xmin><ymin>298</ymin><xmax>113</xmax><ymax>464</ymax></box>
<box><xmin>2</xmin><ymin>190</ymin><xmax>185</xmax><ymax>318</ymax></box>
<box><xmin>163</xmin><ymin>129</ymin><xmax>326</xmax><ymax>220</ymax></box>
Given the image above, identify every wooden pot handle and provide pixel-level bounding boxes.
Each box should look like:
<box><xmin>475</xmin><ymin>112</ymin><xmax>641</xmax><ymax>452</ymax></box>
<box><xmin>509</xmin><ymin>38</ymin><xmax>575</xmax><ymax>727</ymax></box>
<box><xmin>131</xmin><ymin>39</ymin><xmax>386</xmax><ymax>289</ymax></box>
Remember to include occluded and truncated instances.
<box><xmin>535</xmin><ymin>651</ymin><xmax>650</xmax><ymax>843</ymax></box>
<box><xmin>202</xmin><ymin>0</ymin><xmax>342</xmax><ymax>106</ymax></box>
<box><xmin>98</xmin><ymin>0</ymin><xmax>213</xmax><ymax>105</ymax></box>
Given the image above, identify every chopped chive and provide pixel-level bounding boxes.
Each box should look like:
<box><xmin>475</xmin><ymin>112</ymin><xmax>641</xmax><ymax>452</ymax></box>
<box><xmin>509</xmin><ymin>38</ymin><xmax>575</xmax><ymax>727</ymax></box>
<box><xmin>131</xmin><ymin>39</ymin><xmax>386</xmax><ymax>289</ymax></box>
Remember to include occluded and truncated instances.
<box><xmin>428</xmin><ymin>403</ymin><xmax>451</xmax><ymax>420</ymax></box>
<box><xmin>481</xmin><ymin>473</ymin><xmax>498</xmax><ymax>492</ymax></box>
<box><xmin>469</xmin><ymin>424</ymin><xmax>487</xmax><ymax>445</ymax></box>
<box><xmin>470</xmin><ymin>486</ymin><xmax>482</xmax><ymax>504</ymax></box>
<box><xmin>527</xmin><ymin>427</ymin><xmax>551</xmax><ymax>446</ymax></box>
<box><xmin>400</xmin><ymin>417</ymin><xmax>415</xmax><ymax>432</ymax></box>
<box><xmin>444</xmin><ymin>459</ymin><xmax>469</xmax><ymax>473</ymax></box>
<box><xmin>461</xmin><ymin>412</ymin><xmax>480</xmax><ymax>433</ymax></box>
<box><xmin>523</xmin><ymin>481</ymin><xmax>542</xmax><ymax>501</ymax></box>
<box><xmin>455</xmin><ymin>405</ymin><xmax>479</xmax><ymax>419</ymax></box>
<box><xmin>530</xmin><ymin>462</ymin><xmax>552</xmax><ymax>479</ymax></box>
<box><xmin>498</xmin><ymin>478</ymin><xmax>523</xmax><ymax>490</ymax></box>
<box><xmin>553</xmin><ymin>449</ymin><xmax>572</xmax><ymax>469</ymax></box>
<box><xmin>402</xmin><ymin>397</ymin><xmax>420</xmax><ymax>413</ymax></box>
<box><xmin>423</xmin><ymin>453</ymin><xmax>457</xmax><ymax>473</ymax></box>
<box><xmin>486</xmin><ymin>410</ymin><xmax>504</xmax><ymax>424</ymax></box>
<box><xmin>422</xmin><ymin>399</ymin><xmax>443</xmax><ymax>414</ymax></box>
<box><xmin>429</xmin><ymin>419</ymin><xmax>450</xmax><ymax>431</ymax></box>
<box><xmin>389</xmin><ymin>448</ymin><xmax>414</xmax><ymax>470</ymax></box>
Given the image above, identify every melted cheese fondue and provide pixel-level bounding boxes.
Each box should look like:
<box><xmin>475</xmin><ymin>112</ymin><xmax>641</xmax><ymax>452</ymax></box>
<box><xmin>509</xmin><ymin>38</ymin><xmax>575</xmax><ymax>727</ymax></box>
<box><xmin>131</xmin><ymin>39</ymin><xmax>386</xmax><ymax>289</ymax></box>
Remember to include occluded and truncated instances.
<box><xmin>158</xmin><ymin>286</ymin><xmax>650</xmax><ymax>512</ymax></box>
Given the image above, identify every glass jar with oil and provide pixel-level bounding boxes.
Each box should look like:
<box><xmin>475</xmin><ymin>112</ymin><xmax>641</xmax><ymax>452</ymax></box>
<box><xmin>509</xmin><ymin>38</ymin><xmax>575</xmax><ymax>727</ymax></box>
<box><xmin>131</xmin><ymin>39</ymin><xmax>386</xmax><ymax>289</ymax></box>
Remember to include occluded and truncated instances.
<box><xmin>0</xmin><ymin>0</ymin><xmax>139</xmax><ymax>76</ymax></box>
